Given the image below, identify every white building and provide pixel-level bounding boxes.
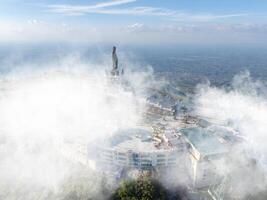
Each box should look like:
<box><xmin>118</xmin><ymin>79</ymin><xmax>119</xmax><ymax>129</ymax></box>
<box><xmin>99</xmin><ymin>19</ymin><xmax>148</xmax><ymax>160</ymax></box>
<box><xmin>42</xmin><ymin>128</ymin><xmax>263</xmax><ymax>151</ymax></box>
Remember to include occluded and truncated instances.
<box><xmin>179</xmin><ymin>127</ymin><xmax>230</xmax><ymax>189</ymax></box>
<box><xmin>94</xmin><ymin>127</ymin><xmax>187</xmax><ymax>170</ymax></box>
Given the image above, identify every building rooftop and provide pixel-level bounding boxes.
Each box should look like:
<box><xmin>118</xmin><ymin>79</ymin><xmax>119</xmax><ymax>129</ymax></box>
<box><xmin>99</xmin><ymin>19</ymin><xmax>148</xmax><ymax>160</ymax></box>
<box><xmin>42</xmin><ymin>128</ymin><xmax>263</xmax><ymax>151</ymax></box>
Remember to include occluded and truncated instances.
<box><xmin>206</xmin><ymin>125</ymin><xmax>240</xmax><ymax>143</ymax></box>
<box><xmin>147</xmin><ymin>84</ymin><xmax>186</xmax><ymax>109</ymax></box>
<box><xmin>102</xmin><ymin>127</ymin><xmax>171</xmax><ymax>153</ymax></box>
<box><xmin>180</xmin><ymin>127</ymin><xmax>229</xmax><ymax>157</ymax></box>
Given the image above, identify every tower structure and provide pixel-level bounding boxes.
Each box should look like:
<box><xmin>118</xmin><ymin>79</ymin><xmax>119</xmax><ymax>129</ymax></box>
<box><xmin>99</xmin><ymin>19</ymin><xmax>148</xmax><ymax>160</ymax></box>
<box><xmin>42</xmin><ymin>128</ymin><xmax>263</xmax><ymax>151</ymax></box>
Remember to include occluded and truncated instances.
<box><xmin>111</xmin><ymin>46</ymin><xmax>119</xmax><ymax>76</ymax></box>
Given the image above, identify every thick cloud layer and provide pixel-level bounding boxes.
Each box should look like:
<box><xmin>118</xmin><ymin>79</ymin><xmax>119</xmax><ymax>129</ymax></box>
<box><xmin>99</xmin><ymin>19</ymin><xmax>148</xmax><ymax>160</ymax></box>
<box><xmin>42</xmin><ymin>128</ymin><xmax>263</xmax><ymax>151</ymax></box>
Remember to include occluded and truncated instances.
<box><xmin>194</xmin><ymin>71</ymin><xmax>267</xmax><ymax>198</ymax></box>
<box><xmin>0</xmin><ymin>54</ymin><xmax>155</xmax><ymax>199</ymax></box>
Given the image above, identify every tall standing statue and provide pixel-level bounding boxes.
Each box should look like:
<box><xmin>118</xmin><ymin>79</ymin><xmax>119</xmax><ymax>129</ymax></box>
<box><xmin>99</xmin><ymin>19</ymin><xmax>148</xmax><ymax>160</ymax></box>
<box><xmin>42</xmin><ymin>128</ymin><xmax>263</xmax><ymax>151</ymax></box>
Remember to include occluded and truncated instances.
<box><xmin>111</xmin><ymin>46</ymin><xmax>119</xmax><ymax>76</ymax></box>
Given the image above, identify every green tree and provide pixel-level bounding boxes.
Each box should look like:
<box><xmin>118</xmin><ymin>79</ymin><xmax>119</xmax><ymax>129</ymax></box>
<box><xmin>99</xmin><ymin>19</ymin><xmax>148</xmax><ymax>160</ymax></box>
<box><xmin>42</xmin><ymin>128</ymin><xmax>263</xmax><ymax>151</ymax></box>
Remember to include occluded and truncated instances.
<box><xmin>110</xmin><ymin>177</ymin><xmax>168</xmax><ymax>200</ymax></box>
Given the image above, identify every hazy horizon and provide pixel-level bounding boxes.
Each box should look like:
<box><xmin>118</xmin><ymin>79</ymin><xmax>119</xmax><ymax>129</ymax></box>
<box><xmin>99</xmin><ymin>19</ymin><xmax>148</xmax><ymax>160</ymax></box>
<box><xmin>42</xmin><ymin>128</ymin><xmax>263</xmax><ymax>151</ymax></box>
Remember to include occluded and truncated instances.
<box><xmin>0</xmin><ymin>0</ymin><xmax>267</xmax><ymax>45</ymax></box>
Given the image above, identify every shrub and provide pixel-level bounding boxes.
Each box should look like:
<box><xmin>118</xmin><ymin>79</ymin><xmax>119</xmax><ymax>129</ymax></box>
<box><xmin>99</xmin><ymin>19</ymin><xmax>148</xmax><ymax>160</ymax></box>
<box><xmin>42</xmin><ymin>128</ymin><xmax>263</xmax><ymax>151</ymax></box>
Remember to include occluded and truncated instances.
<box><xmin>111</xmin><ymin>177</ymin><xmax>168</xmax><ymax>200</ymax></box>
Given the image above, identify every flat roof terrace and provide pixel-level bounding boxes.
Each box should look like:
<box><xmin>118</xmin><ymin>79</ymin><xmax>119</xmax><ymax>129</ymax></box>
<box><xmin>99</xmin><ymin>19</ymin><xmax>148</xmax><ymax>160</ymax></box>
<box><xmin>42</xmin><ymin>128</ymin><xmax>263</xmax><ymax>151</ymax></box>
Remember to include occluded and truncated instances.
<box><xmin>101</xmin><ymin>128</ymin><xmax>174</xmax><ymax>153</ymax></box>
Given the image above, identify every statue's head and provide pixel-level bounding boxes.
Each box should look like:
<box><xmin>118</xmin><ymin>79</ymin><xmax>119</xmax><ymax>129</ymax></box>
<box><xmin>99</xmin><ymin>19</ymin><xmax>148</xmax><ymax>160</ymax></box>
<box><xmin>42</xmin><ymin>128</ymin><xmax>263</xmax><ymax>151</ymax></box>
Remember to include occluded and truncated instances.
<box><xmin>113</xmin><ymin>46</ymin><xmax>116</xmax><ymax>53</ymax></box>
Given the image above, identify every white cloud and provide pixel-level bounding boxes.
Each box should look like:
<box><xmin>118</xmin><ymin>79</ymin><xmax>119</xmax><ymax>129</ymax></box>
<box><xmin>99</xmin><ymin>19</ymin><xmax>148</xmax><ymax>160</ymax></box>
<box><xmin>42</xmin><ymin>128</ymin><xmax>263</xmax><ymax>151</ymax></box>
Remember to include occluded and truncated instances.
<box><xmin>0</xmin><ymin>52</ymin><xmax>156</xmax><ymax>198</ymax></box>
<box><xmin>193</xmin><ymin>71</ymin><xmax>267</xmax><ymax>197</ymax></box>
<box><xmin>46</xmin><ymin>1</ymin><xmax>250</xmax><ymax>22</ymax></box>
<box><xmin>129</xmin><ymin>23</ymin><xmax>143</xmax><ymax>28</ymax></box>
<box><xmin>180</xmin><ymin>13</ymin><xmax>250</xmax><ymax>22</ymax></box>
<box><xmin>0</xmin><ymin>19</ymin><xmax>267</xmax><ymax>45</ymax></box>
<box><xmin>127</xmin><ymin>23</ymin><xmax>144</xmax><ymax>31</ymax></box>
<box><xmin>48</xmin><ymin>0</ymin><xmax>136</xmax><ymax>15</ymax></box>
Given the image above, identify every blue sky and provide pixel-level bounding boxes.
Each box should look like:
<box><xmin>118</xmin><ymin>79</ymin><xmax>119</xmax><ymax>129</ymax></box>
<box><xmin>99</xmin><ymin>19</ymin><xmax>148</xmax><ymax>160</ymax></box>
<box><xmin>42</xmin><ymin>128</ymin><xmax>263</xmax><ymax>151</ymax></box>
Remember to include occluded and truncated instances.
<box><xmin>0</xmin><ymin>0</ymin><xmax>266</xmax><ymax>44</ymax></box>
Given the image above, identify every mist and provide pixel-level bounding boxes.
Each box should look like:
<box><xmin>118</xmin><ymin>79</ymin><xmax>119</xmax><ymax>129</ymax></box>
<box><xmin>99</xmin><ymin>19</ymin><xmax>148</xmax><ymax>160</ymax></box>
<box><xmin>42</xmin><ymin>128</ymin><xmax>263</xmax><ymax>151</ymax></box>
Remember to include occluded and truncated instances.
<box><xmin>194</xmin><ymin>71</ymin><xmax>267</xmax><ymax>198</ymax></box>
<box><xmin>1</xmin><ymin>45</ymin><xmax>267</xmax><ymax>200</ymax></box>
<box><xmin>0</xmin><ymin>52</ymin><xmax>156</xmax><ymax>199</ymax></box>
